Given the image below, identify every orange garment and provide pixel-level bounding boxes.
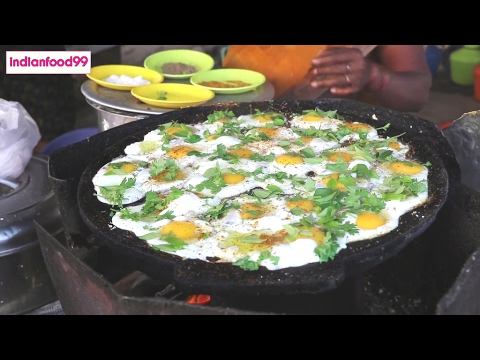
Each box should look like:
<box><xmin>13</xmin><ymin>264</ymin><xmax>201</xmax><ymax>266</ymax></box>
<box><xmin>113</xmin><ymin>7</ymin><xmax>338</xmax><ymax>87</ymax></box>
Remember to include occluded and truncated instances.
<box><xmin>222</xmin><ymin>45</ymin><xmax>378</xmax><ymax>99</ymax></box>
<box><xmin>222</xmin><ymin>45</ymin><xmax>335</xmax><ymax>99</ymax></box>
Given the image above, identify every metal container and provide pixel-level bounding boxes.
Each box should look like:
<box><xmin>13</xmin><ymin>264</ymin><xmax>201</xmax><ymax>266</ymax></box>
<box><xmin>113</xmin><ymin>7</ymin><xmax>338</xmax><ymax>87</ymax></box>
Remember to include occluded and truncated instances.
<box><xmin>86</xmin><ymin>99</ymin><xmax>149</xmax><ymax>131</ymax></box>
<box><xmin>0</xmin><ymin>154</ymin><xmax>64</xmax><ymax>315</ymax></box>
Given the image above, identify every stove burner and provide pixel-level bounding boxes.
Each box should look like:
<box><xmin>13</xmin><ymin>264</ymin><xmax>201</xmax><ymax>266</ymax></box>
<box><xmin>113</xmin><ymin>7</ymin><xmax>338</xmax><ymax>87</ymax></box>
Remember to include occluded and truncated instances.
<box><xmin>0</xmin><ymin>179</ymin><xmax>18</xmax><ymax>197</ymax></box>
<box><xmin>36</xmin><ymin>176</ymin><xmax>480</xmax><ymax>315</ymax></box>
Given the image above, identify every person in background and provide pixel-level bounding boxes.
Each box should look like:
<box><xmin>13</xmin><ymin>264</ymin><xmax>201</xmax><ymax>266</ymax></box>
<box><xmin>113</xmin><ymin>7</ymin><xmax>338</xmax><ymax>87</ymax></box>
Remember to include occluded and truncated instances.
<box><xmin>0</xmin><ymin>45</ymin><xmax>76</xmax><ymax>151</ymax></box>
<box><xmin>306</xmin><ymin>45</ymin><xmax>432</xmax><ymax>113</ymax></box>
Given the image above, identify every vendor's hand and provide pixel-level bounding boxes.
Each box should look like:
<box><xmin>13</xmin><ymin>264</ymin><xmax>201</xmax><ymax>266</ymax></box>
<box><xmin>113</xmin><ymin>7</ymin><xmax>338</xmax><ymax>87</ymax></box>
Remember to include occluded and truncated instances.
<box><xmin>309</xmin><ymin>47</ymin><xmax>373</xmax><ymax>96</ymax></box>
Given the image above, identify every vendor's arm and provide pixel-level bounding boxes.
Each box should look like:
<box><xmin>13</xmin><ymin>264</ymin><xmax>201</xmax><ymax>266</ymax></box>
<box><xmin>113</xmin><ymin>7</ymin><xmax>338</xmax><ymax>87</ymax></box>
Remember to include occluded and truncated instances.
<box><xmin>309</xmin><ymin>45</ymin><xmax>432</xmax><ymax>112</ymax></box>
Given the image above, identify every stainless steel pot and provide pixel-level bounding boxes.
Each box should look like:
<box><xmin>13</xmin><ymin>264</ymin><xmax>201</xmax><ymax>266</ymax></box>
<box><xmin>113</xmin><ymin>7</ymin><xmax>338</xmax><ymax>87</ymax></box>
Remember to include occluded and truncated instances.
<box><xmin>86</xmin><ymin>99</ymin><xmax>149</xmax><ymax>132</ymax></box>
<box><xmin>0</xmin><ymin>154</ymin><xmax>64</xmax><ymax>315</ymax></box>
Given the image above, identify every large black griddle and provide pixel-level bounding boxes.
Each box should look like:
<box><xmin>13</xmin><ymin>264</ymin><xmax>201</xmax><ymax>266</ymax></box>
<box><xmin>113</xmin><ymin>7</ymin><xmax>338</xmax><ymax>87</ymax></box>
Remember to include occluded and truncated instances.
<box><xmin>70</xmin><ymin>99</ymin><xmax>450</xmax><ymax>296</ymax></box>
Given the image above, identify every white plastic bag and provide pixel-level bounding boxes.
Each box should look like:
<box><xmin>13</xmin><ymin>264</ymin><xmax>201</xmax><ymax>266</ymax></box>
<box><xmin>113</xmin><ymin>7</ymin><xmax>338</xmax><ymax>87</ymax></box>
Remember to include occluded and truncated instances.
<box><xmin>0</xmin><ymin>98</ymin><xmax>41</xmax><ymax>179</ymax></box>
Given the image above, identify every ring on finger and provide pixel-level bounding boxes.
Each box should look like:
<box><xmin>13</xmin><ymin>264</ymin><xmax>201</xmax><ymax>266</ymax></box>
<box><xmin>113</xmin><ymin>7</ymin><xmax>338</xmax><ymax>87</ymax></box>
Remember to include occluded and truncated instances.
<box><xmin>346</xmin><ymin>63</ymin><xmax>352</xmax><ymax>72</ymax></box>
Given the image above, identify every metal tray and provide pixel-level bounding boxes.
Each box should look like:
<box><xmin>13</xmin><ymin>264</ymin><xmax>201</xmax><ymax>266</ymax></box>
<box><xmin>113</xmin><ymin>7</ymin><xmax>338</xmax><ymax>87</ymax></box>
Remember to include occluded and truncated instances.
<box><xmin>81</xmin><ymin>79</ymin><xmax>275</xmax><ymax>115</ymax></box>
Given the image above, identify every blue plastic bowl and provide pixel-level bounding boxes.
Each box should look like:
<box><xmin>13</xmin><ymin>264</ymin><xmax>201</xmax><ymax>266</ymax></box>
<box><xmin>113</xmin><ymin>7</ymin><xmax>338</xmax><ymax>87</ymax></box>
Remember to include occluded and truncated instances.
<box><xmin>41</xmin><ymin>127</ymin><xmax>98</xmax><ymax>155</ymax></box>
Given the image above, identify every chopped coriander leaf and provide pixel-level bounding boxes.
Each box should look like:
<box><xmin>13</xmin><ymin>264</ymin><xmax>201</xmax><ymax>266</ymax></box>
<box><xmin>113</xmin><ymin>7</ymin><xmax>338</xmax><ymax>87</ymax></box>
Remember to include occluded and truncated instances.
<box><xmin>138</xmin><ymin>232</ymin><xmax>160</xmax><ymax>241</ymax></box>
<box><xmin>278</xmin><ymin>140</ymin><xmax>292</xmax><ymax>148</ymax></box>
<box><xmin>147</xmin><ymin>232</ymin><xmax>188</xmax><ymax>252</ymax></box>
<box><xmin>200</xmin><ymin>200</ymin><xmax>237</xmax><ymax>221</ymax></box>
<box><xmin>195</xmin><ymin>164</ymin><xmax>227</xmax><ymax>194</ymax></box>
<box><xmin>300</xmin><ymin>147</ymin><xmax>316</xmax><ymax>158</ymax></box>
<box><xmin>240</xmin><ymin>235</ymin><xmax>265</xmax><ymax>244</ymax></box>
<box><xmin>206</xmin><ymin>110</ymin><xmax>236</xmax><ymax>123</ymax></box>
<box><xmin>157</xmin><ymin>91</ymin><xmax>167</xmax><ymax>100</ymax></box>
<box><xmin>233</xmin><ymin>256</ymin><xmax>260</xmax><ymax>271</ymax></box>
<box><xmin>140</xmin><ymin>188</ymin><xmax>184</xmax><ymax>215</ymax></box>
<box><xmin>301</xmin><ymin>108</ymin><xmax>344</xmax><ymax>120</ymax></box>
<box><xmin>249</xmin><ymin>153</ymin><xmax>276</xmax><ymax>162</ymax></box>
<box><xmin>104</xmin><ymin>161</ymin><xmax>145</xmax><ymax>175</ymax></box>
<box><xmin>233</xmin><ymin>251</ymin><xmax>279</xmax><ymax>271</ymax></box>
<box><xmin>351</xmin><ymin>163</ymin><xmax>379</xmax><ymax>180</ymax></box>
<box><xmin>168</xmin><ymin>123</ymin><xmax>202</xmax><ymax>143</ymax></box>
<box><xmin>97</xmin><ymin>177</ymin><xmax>136</xmax><ymax>207</ymax></box>
<box><xmin>252</xmin><ymin>110</ymin><xmax>286</xmax><ymax>125</ymax></box>
<box><xmin>207</xmin><ymin>144</ymin><xmax>240</xmax><ymax>163</ymax></box>
<box><xmin>258</xmin><ymin>251</ymin><xmax>279</xmax><ymax>265</ymax></box>
<box><xmin>343</xmin><ymin>188</ymin><xmax>386</xmax><ymax>213</ymax></box>
<box><xmin>149</xmin><ymin>158</ymin><xmax>181</xmax><ymax>179</ymax></box>
<box><xmin>380</xmin><ymin>174</ymin><xmax>427</xmax><ymax>199</ymax></box>
<box><xmin>314</xmin><ymin>238</ymin><xmax>340</xmax><ymax>262</ymax></box>
<box><xmin>252</xmin><ymin>185</ymin><xmax>283</xmax><ymax>200</ymax></box>
<box><xmin>117</xmin><ymin>207</ymin><xmax>175</xmax><ymax>222</ymax></box>
<box><xmin>375</xmin><ymin>123</ymin><xmax>392</xmax><ymax>132</ymax></box>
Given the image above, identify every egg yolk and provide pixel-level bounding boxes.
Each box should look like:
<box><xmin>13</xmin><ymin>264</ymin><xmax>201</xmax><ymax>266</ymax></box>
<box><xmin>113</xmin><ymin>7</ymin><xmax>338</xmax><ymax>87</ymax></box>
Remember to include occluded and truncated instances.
<box><xmin>302</xmin><ymin>114</ymin><xmax>323</xmax><ymax>122</ymax></box>
<box><xmin>345</xmin><ymin>122</ymin><xmax>372</xmax><ymax>132</ymax></box>
<box><xmin>253</xmin><ymin>114</ymin><xmax>273</xmax><ymax>122</ymax></box>
<box><xmin>328</xmin><ymin>152</ymin><xmax>353</xmax><ymax>162</ymax></box>
<box><xmin>154</xmin><ymin>171</ymin><xmax>184</xmax><ymax>182</ymax></box>
<box><xmin>165</xmin><ymin>127</ymin><xmax>182</xmax><ymax>136</ymax></box>
<box><xmin>321</xmin><ymin>173</ymin><xmax>346</xmax><ymax>190</ymax></box>
<box><xmin>206</xmin><ymin>134</ymin><xmax>217</xmax><ymax>141</ymax></box>
<box><xmin>167</xmin><ymin>145</ymin><xmax>196</xmax><ymax>159</ymax></box>
<box><xmin>161</xmin><ymin>221</ymin><xmax>198</xmax><ymax>240</ymax></box>
<box><xmin>239</xmin><ymin>203</ymin><xmax>265</xmax><ymax>219</ymax></box>
<box><xmin>107</xmin><ymin>163</ymin><xmax>136</xmax><ymax>174</ymax></box>
<box><xmin>229</xmin><ymin>148</ymin><xmax>254</xmax><ymax>159</ymax></box>
<box><xmin>390</xmin><ymin>161</ymin><xmax>424</xmax><ymax>175</ymax></box>
<box><xmin>122</xmin><ymin>163</ymin><xmax>136</xmax><ymax>173</ymax></box>
<box><xmin>223</xmin><ymin>173</ymin><xmax>245</xmax><ymax>184</ymax></box>
<box><xmin>356</xmin><ymin>211</ymin><xmax>387</xmax><ymax>229</ymax></box>
<box><xmin>295</xmin><ymin>226</ymin><xmax>325</xmax><ymax>244</ymax></box>
<box><xmin>256</xmin><ymin>127</ymin><xmax>277</xmax><ymax>137</ymax></box>
<box><xmin>275</xmin><ymin>154</ymin><xmax>304</xmax><ymax>165</ymax></box>
<box><xmin>388</xmin><ymin>141</ymin><xmax>401</xmax><ymax>150</ymax></box>
<box><xmin>286</xmin><ymin>199</ymin><xmax>315</xmax><ymax>213</ymax></box>
<box><xmin>300</xmin><ymin>137</ymin><xmax>314</xmax><ymax>144</ymax></box>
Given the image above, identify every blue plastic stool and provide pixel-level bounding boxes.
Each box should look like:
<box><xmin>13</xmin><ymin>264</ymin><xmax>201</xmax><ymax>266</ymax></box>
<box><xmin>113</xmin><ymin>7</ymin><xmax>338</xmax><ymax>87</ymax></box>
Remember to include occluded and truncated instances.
<box><xmin>41</xmin><ymin>127</ymin><xmax>98</xmax><ymax>155</ymax></box>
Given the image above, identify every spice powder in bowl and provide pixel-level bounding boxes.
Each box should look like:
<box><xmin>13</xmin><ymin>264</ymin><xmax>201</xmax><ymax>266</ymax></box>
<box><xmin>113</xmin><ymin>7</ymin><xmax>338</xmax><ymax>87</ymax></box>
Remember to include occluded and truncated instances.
<box><xmin>161</xmin><ymin>62</ymin><xmax>198</xmax><ymax>75</ymax></box>
<box><xmin>199</xmin><ymin>80</ymin><xmax>252</xmax><ymax>88</ymax></box>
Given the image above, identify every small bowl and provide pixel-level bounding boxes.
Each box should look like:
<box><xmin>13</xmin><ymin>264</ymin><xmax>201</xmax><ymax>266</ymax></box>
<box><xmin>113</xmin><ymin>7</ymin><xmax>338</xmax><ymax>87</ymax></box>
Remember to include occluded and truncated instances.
<box><xmin>190</xmin><ymin>68</ymin><xmax>266</xmax><ymax>94</ymax></box>
<box><xmin>144</xmin><ymin>49</ymin><xmax>215</xmax><ymax>79</ymax></box>
<box><xmin>131</xmin><ymin>83</ymin><xmax>215</xmax><ymax>109</ymax></box>
<box><xmin>87</xmin><ymin>64</ymin><xmax>164</xmax><ymax>91</ymax></box>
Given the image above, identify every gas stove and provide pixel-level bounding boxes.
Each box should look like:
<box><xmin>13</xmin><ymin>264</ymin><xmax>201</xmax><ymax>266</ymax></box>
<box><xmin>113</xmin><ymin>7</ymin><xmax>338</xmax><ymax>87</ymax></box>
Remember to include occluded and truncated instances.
<box><xmin>35</xmin><ymin>101</ymin><xmax>480</xmax><ymax>315</ymax></box>
<box><xmin>35</xmin><ymin>176</ymin><xmax>480</xmax><ymax>315</ymax></box>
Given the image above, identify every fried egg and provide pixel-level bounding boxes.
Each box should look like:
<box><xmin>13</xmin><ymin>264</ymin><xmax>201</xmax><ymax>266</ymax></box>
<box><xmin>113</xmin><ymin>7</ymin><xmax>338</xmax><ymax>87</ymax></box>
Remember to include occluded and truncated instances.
<box><xmin>237</xmin><ymin>111</ymin><xmax>286</xmax><ymax>128</ymax></box>
<box><xmin>290</xmin><ymin>111</ymin><xmax>344</xmax><ymax>130</ymax></box>
<box><xmin>93</xmin><ymin>108</ymin><xmax>431</xmax><ymax>272</ymax></box>
<box><xmin>92</xmin><ymin>156</ymin><xmax>148</xmax><ymax>205</ymax></box>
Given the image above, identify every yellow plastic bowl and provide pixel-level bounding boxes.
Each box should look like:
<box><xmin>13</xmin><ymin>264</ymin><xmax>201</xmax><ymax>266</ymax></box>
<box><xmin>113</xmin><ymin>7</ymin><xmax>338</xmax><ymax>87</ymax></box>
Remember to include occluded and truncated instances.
<box><xmin>190</xmin><ymin>68</ymin><xmax>266</xmax><ymax>94</ymax></box>
<box><xmin>144</xmin><ymin>49</ymin><xmax>215</xmax><ymax>79</ymax></box>
<box><xmin>87</xmin><ymin>64</ymin><xmax>164</xmax><ymax>91</ymax></box>
<box><xmin>131</xmin><ymin>83</ymin><xmax>215</xmax><ymax>109</ymax></box>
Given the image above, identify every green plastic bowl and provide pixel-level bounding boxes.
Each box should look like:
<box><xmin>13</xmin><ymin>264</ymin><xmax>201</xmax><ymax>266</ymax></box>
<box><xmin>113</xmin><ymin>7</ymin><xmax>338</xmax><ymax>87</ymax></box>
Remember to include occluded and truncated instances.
<box><xmin>144</xmin><ymin>49</ymin><xmax>215</xmax><ymax>80</ymax></box>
